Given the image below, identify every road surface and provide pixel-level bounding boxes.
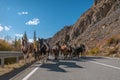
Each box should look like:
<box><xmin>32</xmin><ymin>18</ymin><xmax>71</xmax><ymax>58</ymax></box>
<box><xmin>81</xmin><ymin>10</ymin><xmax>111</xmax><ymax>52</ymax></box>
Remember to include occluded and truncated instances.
<box><xmin>10</xmin><ymin>57</ymin><xmax>120</xmax><ymax>80</ymax></box>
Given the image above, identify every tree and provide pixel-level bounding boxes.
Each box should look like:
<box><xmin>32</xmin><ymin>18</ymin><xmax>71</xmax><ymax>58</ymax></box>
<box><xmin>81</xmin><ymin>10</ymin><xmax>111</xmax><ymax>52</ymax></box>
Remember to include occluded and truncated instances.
<box><xmin>33</xmin><ymin>31</ymin><xmax>37</xmax><ymax>49</ymax></box>
<box><xmin>23</xmin><ymin>31</ymin><xmax>28</xmax><ymax>41</ymax></box>
<box><xmin>13</xmin><ymin>37</ymin><xmax>21</xmax><ymax>51</ymax></box>
<box><xmin>0</xmin><ymin>39</ymin><xmax>13</xmax><ymax>51</ymax></box>
<box><xmin>4</xmin><ymin>35</ymin><xmax>12</xmax><ymax>42</ymax></box>
<box><xmin>17</xmin><ymin>38</ymin><xmax>21</xmax><ymax>51</ymax></box>
<box><xmin>14</xmin><ymin>37</ymin><xmax>18</xmax><ymax>48</ymax></box>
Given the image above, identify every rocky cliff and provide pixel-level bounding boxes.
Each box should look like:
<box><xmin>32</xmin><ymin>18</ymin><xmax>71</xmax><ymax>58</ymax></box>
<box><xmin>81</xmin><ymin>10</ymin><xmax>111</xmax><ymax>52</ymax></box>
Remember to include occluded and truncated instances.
<box><xmin>49</xmin><ymin>0</ymin><xmax>120</xmax><ymax>56</ymax></box>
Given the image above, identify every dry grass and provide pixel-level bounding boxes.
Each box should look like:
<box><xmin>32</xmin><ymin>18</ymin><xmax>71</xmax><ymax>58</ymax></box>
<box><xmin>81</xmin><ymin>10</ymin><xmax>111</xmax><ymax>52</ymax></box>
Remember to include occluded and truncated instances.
<box><xmin>88</xmin><ymin>47</ymin><xmax>100</xmax><ymax>56</ymax></box>
<box><xmin>0</xmin><ymin>57</ymin><xmax>34</xmax><ymax>76</ymax></box>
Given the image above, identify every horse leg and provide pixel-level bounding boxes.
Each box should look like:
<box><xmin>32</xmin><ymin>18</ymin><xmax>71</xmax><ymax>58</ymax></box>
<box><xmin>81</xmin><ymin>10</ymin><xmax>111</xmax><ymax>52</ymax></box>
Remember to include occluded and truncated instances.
<box><xmin>28</xmin><ymin>52</ymin><xmax>32</xmax><ymax>63</ymax></box>
<box><xmin>70</xmin><ymin>52</ymin><xmax>73</xmax><ymax>59</ymax></box>
<box><xmin>54</xmin><ymin>50</ymin><xmax>57</xmax><ymax>60</ymax></box>
<box><xmin>64</xmin><ymin>52</ymin><xmax>68</xmax><ymax>60</ymax></box>
<box><xmin>39</xmin><ymin>54</ymin><xmax>42</xmax><ymax>63</ymax></box>
<box><xmin>29</xmin><ymin>52</ymin><xmax>33</xmax><ymax>63</ymax></box>
<box><xmin>39</xmin><ymin>53</ymin><xmax>42</xmax><ymax>63</ymax></box>
<box><xmin>59</xmin><ymin>50</ymin><xmax>62</xmax><ymax>59</ymax></box>
<box><xmin>54</xmin><ymin>52</ymin><xmax>57</xmax><ymax>60</ymax></box>
<box><xmin>66</xmin><ymin>53</ymin><xmax>68</xmax><ymax>59</ymax></box>
<box><xmin>44</xmin><ymin>52</ymin><xmax>47</xmax><ymax>63</ymax></box>
<box><xmin>25</xmin><ymin>53</ymin><xmax>29</xmax><ymax>64</ymax></box>
<box><xmin>28</xmin><ymin>53</ymin><xmax>30</xmax><ymax>63</ymax></box>
<box><xmin>38</xmin><ymin>52</ymin><xmax>40</xmax><ymax>61</ymax></box>
<box><xmin>34</xmin><ymin>52</ymin><xmax>37</xmax><ymax>61</ymax></box>
<box><xmin>36</xmin><ymin>52</ymin><xmax>38</xmax><ymax>61</ymax></box>
<box><xmin>34</xmin><ymin>52</ymin><xmax>36</xmax><ymax>60</ymax></box>
<box><xmin>61</xmin><ymin>51</ymin><xmax>64</xmax><ymax>59</ymax></box>
<box><xmin>77</xmin><ymin>52</ymin><xmax>80</xmax><ymax>60</ymax></box>
<box><xmin>64</xmin><ymin>53</ymin><xmax>67</xmax><ymax>60</ymax></box>
<box><xmin>47</xmin><ymin>51</ymin><xmax>49</xmax><ymax>60</ymax></box>
<box><xmin>55</xmin><ymin>52</ymin><xmax>58</xmax><ymax>60</ymax></box>
<box><xmin>46</xmin><ymin>51</ymin><xmax>49</xmax><ymax>61</ymax></box>
<box><xmin>23</xmin><ymin>54</ymin><xmax>27</xmax><ymax>64</ymax></box>
<box><xmin>41</xmin><ymin>52</ymin><xmax>44</xmax><ymax>64</ymax></box>
<box><xmin>63</xmin><ymin>53</ymin><xmax>66</xmax><ymax>60</ymax></box>
<box><xmin>27</xmin><ymin>53</ymin><xmax>30</xmax><ymax>64</ymax></box>
<box><xmin>67</xmin><ymin>52</ymin><xmax>69</xmax><ymax>59</ymax></box>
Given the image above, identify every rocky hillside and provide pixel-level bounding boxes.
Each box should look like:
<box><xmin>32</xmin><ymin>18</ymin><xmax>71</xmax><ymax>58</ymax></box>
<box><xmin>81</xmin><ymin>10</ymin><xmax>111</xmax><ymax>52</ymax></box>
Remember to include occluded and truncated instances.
<box><xmin>49</xmin><ymin>0</ymin><xmax>120</xmax><ymax>56</ymax></box>
<box><xmin>49</xmin><ymin>25</ymin><xmax>72</xmax><ymax>46</ymax></box>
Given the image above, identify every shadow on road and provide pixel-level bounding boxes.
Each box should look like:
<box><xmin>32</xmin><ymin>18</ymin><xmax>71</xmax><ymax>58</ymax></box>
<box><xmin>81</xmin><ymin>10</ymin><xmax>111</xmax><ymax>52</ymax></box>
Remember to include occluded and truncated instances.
<box><xmin>40</xmin><ymin>59</ymin><xmax>83</xmax><ymax>73</ymax></box>
<box><xmin>31</xmin><ymin>56</ymin><xmax>105</xmax><ymax>73</ymax></box>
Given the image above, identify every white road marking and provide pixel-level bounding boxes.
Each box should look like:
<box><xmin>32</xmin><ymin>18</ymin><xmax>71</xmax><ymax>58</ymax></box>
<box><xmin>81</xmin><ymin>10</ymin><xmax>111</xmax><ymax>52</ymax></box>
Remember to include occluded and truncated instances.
<box><xmin>22</xmin><ymin>67</ymin><xmax>39</xmax><ymax>80</ymax></box>
<box><xmin>22</xmin><ymin>62</ymin><xmax>43</xmax><ymax>80</ymax></box>
<box><xmin>104</xmin><ymin>57</ymin><xmax>120</xmax><ymax>60</ymax></box>
<box><xmin>90</xmin><ymin>61</ymin><xmax>120</xmax><ymax>70</ymax></box>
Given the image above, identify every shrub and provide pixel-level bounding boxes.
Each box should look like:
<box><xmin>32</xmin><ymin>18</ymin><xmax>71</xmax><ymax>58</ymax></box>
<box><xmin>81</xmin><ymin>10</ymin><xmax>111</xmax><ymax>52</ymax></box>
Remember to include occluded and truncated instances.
<box><xmin>106</xmin><ymin>37</ymin><xmax>119</xmax><ymax>46</ymax></box>
<box><xmin>88</xmin><ymin>47</ymin><xmax>100</xmax><ymax>55</ymax></box>
<box><xmin>5</xmin><ymin>57</ymin><xmax>16</xmax><ymax>64</ymax></box>
<box><xmin>107</xmin><ymin>37</ymin><xmax>115</xmax><ymax>46</ymax></box>
<box><xmin>0</xmin><ymin>39</ymin><xmax>14</xmax><ymax>51</ymax></box>
<box><xmin>108</xmin><ymin>47</ymin><xmax>118</xmax><ymax>55</ymax></box>
<box><xmin>0</xmin><ymin>57</ymin><xmax>16</xmax><ymax>65</ymax></box>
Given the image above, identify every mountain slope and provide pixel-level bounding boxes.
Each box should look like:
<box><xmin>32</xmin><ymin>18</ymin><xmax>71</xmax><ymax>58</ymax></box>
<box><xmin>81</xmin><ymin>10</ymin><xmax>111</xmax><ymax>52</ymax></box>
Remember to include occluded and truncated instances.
<box><xmin>49</xmin><ymin>0</ymin><xmax>120</xmax><ymax>56</ymax></box>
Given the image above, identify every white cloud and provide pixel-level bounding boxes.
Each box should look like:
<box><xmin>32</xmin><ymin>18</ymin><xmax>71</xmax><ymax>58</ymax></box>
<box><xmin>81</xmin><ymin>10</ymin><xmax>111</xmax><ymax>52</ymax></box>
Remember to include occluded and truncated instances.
<box><xmin>15</xmin><ymin>34</ymin><xmax>23</xmax><ymax>37</ymax></box>
<box><xmin>0</xmin><ymin>25</ymin><xmax>4</xmax><ymax>32</ymax></box>
<box><xmin>4</xmin><ymin>26</ymin><xmax>10</xmax><ymax>31</ymax></box>
<box><xmin>0</xmin><ymin>24</ymin><xmax>11</xmax><ymax>32</ymax></box>
<box><xmin>18</xmin><ymin>11</ymin><xmax>28</xmax><ymax>15</ymax></box>
<box><xmin>25</xmin><ymin>18</ymin><xmax>40</xmax><ymax>26</ymax></box>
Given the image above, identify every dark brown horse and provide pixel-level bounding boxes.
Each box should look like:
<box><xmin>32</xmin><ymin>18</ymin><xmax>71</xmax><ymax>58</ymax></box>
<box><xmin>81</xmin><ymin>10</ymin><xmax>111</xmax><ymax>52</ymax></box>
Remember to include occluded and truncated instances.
<box><xmin>34</xmin><ymin>38</ymin><xmax>50</xmax><ymax>64</ymax></box>
<box><xmin>73</xmin><ymin>44</ymin><xmax>86</xmax><ymax>59</ymax></box>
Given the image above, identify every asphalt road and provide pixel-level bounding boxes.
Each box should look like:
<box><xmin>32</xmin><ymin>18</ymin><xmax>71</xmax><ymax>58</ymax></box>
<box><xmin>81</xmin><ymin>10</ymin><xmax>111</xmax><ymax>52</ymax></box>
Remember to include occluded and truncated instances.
<box><xmin>10</xmin><ymin>56</ymin><xmax>120</xmax><ymax>80</ymax></box>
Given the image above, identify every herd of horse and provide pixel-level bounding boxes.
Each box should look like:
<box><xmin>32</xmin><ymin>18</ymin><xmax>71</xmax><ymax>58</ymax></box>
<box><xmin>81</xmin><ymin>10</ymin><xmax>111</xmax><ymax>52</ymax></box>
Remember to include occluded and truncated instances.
<box><xmin>21</xmin><ymin>37</ymin><xmax>86</xmax><ymax>64</ymax></box>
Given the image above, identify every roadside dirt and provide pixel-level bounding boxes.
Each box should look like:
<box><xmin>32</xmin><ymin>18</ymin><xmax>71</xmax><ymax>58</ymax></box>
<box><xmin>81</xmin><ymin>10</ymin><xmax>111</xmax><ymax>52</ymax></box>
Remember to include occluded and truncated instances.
<box><xmin>0</xmin><ymin>57</ymin><xmax>35</xmax><ymax>76</ymax></box>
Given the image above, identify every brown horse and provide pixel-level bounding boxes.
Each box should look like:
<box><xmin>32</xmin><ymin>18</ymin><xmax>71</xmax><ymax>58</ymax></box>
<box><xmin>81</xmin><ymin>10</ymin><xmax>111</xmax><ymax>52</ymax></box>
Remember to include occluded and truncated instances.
<box><xmin>60</xmin><ymin>44</ymin><xmax>73</xmax><ymax>59</ymax></box>
<box><xmin>51</xmin><ymin>42</ymin><xmax>60</xmax><ymax>60</ymax></box>
<box><xmin>21</xmin><ymin>37</ymin><xmax>33</xmax><ymax>63</ymax></box>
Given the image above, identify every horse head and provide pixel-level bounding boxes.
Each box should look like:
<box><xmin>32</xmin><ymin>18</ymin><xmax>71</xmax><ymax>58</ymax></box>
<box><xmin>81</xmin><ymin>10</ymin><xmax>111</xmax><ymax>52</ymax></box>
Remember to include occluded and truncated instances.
<box><xmin>21</xmin><ymin>37</ymin><xmax>28</xmax><ymax>53</ymax></box>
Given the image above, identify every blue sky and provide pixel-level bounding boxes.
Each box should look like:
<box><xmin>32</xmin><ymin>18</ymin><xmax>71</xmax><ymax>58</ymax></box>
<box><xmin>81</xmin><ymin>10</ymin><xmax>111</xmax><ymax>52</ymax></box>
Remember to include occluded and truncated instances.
<box><xmin>0</xmin><ymin>0</ymin><xmax>94</xmax><ymax>42</ymax></box>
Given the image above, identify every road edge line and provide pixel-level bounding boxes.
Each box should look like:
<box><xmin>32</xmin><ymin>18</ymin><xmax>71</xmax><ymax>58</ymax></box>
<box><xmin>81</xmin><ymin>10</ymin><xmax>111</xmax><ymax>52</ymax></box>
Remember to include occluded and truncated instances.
<box><xmin>90</xmin><ymin>61</ymin><xmax>120</xmax><ymax>70</ymax></box>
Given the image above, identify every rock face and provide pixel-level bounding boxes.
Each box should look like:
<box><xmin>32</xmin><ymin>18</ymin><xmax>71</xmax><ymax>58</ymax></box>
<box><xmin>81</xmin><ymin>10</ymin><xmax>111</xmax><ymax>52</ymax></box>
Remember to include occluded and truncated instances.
<box><xmin>49</xmin><ymin>0</ymin><xmax>120</xmax><ymax>56</ymax></box>
<box><xmin>70</xmin><ymin>0</ymin><xmax>120</xmax><ymax>40</ymax></box>
<box><xmin>49</xmin><ymin>25</ymin><xmax>72</xmax><ymax>46</ymax></box>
